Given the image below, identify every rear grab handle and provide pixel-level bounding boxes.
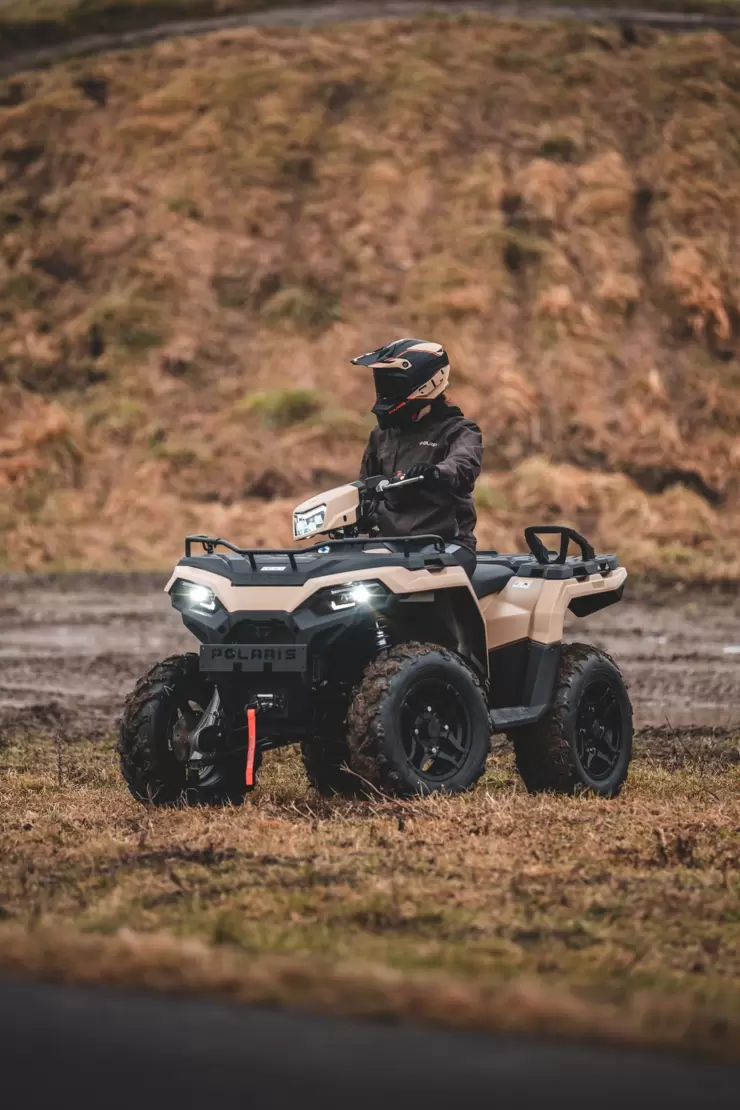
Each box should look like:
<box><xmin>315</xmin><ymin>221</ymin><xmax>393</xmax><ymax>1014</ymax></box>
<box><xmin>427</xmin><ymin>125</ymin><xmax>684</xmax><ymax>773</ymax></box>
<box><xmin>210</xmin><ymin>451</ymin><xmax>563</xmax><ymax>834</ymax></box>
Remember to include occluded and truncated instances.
<box><xmin>524</xmin><ymin>526</ymin><xmax>596</xmax><ymax>565</ymax></box>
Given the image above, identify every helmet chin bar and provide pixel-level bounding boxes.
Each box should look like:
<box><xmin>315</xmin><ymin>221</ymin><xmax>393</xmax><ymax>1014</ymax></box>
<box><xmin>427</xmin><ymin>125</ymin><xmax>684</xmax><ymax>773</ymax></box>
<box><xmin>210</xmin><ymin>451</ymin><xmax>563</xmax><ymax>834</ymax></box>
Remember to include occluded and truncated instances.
<box><xmin>373</xmin><ymin>396</ymin><xmax>432</xmax><ymax>430</ymax></box>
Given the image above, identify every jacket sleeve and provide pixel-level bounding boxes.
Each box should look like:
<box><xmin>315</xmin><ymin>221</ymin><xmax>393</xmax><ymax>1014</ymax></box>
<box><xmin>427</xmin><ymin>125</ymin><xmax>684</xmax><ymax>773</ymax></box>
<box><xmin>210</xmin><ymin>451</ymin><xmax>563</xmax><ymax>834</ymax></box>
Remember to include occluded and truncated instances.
<box><xmin>436</xmin><ymin>420</ymin><xmax>483</xmax><ymax>495</ymax></box>
<box><xmin>359</xmin><ymin>429</ymin><xmax>378</xmax><ymax>481</ymax></box>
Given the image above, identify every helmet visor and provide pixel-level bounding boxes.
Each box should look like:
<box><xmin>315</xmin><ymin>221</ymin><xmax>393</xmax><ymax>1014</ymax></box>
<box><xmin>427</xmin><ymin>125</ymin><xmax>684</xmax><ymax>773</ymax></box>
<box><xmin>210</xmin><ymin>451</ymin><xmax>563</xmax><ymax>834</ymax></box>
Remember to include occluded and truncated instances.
<box><xmin>372</xmin><ymin>367</ymin><xmax>410</xmax><ymax>403</ymax></box>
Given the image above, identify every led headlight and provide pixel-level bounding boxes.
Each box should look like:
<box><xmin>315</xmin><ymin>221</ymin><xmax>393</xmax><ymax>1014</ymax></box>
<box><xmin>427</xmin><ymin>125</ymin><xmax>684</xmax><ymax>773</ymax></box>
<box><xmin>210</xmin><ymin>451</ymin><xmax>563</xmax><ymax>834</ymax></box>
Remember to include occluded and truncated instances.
<box><xmin>170</xmin><ymin>579</ymin><xmax>222</xmax><ymax>615</ymax></box>
<box><xmin>293</xmin><ymin>504</ymin><xmax>326</xmax><ymax>539</ymax></box>
<box><xmin>321</xmin><ymin>580</ymin><xmax>390</xmax><ymax>613</ymax></box>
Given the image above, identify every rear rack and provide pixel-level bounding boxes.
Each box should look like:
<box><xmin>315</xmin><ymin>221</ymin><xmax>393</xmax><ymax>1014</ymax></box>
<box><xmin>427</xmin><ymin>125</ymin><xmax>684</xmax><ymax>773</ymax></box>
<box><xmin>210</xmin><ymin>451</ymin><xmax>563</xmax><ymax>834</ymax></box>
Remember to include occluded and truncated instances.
<box><xmin>184</xmin><ymin>534</ymin><xmax>447</xmax><ymax>564</ymax></box>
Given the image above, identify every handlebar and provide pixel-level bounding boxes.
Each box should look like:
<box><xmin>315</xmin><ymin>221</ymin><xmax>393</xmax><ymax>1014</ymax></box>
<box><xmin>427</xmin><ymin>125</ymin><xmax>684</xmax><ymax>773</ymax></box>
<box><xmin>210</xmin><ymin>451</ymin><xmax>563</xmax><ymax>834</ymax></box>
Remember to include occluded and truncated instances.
<box><xmin>375</xmin><ymin>475</ymin><xmax>425</xmax><ymax>494</ymax></box>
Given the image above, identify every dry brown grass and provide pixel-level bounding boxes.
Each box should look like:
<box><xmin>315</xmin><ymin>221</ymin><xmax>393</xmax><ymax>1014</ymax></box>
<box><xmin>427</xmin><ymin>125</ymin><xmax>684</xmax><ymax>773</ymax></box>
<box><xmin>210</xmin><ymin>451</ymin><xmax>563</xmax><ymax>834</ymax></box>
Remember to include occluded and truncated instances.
<box><xmin>1</xmin><ymin>733</ymin><xmax>739</xmax><ymax>1058</ymax></box>
<box><xmin>1</xmin><ymin>17</ymin><xmax>740</xmax><ymax>576</ymax></box>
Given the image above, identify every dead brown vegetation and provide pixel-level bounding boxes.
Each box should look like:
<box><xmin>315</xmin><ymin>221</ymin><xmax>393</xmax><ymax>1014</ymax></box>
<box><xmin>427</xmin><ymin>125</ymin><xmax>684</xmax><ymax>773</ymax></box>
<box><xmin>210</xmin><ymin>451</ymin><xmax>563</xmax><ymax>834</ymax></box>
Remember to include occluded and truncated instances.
<box><xmin>1</xmin><ymin>734</ymin><xmax>739</xmax><ymax>1058</ymax></box>
<box><xmin>1</xmin><ymin>17</ymin><xmax>740</xmax><ymax>575</ymax></box>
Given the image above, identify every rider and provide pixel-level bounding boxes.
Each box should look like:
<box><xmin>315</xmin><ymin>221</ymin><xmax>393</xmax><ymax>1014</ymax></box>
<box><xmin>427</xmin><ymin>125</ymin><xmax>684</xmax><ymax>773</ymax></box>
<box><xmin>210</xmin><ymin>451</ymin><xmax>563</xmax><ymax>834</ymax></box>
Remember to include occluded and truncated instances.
<box><xmin>352</xmin><ymin>338</ymin><xmax>482</xmax><ymax>578</ymax></box>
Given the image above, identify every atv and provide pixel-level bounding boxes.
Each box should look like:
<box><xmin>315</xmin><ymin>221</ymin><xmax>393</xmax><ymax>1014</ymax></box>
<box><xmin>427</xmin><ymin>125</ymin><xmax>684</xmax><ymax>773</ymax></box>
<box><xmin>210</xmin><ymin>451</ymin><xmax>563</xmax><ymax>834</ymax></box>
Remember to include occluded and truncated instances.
<box><xmin>119</xmin><ymin>475</ymin><xmax>632</xmax><ymax>805</ymax></box>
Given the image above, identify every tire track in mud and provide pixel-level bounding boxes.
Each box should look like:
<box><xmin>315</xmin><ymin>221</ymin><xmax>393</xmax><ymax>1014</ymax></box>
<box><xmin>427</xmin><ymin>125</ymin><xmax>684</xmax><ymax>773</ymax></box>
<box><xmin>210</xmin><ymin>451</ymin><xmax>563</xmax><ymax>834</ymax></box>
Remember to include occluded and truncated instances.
<box><xmin>0</xmin><ymin>576</ymin><xmax>738</xmax><ymax>752</ymax></box>
<box><xmin>3</xmin><ymin>2</ymin><xmax>740</xmax><ymax>78</ymax></box>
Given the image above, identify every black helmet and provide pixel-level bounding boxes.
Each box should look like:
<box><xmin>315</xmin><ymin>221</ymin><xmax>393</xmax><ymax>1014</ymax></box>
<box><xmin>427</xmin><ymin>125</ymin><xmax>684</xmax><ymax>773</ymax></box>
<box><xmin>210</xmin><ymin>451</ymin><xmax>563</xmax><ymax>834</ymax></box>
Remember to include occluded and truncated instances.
<box><xmin>351</xmin><ymin>338</ymin><xmax>450</xmax><ymax>429</ymax></box>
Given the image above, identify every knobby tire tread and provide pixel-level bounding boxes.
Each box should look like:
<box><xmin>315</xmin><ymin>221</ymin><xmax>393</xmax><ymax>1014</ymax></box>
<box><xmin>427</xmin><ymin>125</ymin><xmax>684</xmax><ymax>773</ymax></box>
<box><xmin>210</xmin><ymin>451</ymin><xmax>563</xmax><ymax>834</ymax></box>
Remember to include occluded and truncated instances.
<box><xmin>511</xmin><ymin>642</ymin><xmax>630</xmax><ymax>796</ymax></box>
<box><xmin>346</xmin><ymin>642</ymin><xmax>489</xmax><ymax>797</ymax></box>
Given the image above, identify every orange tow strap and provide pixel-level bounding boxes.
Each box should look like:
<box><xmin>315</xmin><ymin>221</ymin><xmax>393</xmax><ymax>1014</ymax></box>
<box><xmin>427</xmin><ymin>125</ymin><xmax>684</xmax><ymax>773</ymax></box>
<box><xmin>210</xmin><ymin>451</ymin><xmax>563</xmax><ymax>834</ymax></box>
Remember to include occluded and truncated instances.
<box><xmin>246</xmin><ymin>708</ymin><xmax>257</xmax><ymax>787</ymax></box>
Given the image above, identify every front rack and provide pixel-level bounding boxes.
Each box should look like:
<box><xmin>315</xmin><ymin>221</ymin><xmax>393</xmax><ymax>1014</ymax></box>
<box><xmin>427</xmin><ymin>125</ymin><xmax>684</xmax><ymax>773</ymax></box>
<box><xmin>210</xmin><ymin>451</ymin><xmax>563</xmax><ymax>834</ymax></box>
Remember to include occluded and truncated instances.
<box><xmin>184</xmin><ymin>533</ymin><xmax>448</xmax><ymax>566</ymax></box>
<box><xmin>184</xmin><ymin>535</ymin><xmax>301</xmax><ymax>569</ymax></box>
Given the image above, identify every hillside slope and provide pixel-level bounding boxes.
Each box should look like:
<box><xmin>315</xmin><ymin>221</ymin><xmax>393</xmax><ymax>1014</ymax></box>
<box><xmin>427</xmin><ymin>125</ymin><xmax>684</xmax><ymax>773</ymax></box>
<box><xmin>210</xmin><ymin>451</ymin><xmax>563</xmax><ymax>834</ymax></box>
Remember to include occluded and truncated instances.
<box><xmin>1</xmin><ymin>16</ymin><xmax>740</xmax><ymax>576</ymax></box>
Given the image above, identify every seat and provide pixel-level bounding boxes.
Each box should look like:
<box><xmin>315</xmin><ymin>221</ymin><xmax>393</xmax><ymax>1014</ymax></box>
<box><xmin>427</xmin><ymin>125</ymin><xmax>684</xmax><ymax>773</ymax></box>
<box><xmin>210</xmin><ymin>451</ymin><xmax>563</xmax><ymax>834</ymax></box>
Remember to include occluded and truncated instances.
<box><xmin>470</xmin><ymin>563</ymin><xmax>515</xmax><ymax>600</ymax></box>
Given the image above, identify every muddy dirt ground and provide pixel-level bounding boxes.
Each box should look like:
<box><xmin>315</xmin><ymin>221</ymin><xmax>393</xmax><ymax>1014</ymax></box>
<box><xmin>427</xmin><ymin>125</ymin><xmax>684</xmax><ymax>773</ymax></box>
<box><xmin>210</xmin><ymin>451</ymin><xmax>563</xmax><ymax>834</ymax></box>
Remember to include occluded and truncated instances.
<box><xmin>0</xmin><ymin>575</ymin><xmax>739</xmax><ymax>756</ymax></box>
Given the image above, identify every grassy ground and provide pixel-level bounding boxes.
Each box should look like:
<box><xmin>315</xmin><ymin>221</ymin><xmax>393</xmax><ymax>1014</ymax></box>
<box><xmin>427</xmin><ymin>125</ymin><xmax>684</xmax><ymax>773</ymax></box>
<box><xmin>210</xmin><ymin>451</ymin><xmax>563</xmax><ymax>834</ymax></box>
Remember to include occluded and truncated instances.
<box><xmin>1</xmin><ymin>731</ymin><xmax>739</xmax><ymax>1058</ymax></box>
<box><xmin>2</xmin><ymin>17</ymin><xmax>740</xmax><ymax>578</ymax></box>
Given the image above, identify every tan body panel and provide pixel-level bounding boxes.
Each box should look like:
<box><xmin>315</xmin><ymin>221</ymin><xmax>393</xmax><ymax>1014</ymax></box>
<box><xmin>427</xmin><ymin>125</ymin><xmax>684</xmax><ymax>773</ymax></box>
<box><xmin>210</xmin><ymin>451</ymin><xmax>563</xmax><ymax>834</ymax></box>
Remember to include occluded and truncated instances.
<box><xmin>481</xmin><ymin>567</ymin><xmax>627</xmax><ymax>648</ymax></box>
<box><xmin>293</xmin><ymin>483</ymin><xmax>360</xmax><ymax>539</ymax></box>
<box><xmin>165</xmin><ymin>561</ymin><xmax>473</xmax><ymax>614</ymax></box>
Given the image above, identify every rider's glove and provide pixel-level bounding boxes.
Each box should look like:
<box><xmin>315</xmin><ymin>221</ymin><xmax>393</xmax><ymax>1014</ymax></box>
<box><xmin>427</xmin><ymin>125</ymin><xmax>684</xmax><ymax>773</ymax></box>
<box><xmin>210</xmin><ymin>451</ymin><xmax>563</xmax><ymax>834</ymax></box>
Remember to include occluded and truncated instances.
<box><xmin>404</xmin><ymin>464</ymin><xmax>441</xmax><ymax>485</ymax></box>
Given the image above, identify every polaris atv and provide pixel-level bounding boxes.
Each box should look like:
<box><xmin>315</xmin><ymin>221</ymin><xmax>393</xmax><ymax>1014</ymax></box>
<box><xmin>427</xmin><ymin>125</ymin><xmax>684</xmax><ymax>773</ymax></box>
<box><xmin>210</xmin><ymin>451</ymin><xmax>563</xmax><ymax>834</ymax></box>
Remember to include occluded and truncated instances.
<box><xmin>119</xmin><ymin>475</ymin><xmax>632</xmax><ymax>805</ymax></box>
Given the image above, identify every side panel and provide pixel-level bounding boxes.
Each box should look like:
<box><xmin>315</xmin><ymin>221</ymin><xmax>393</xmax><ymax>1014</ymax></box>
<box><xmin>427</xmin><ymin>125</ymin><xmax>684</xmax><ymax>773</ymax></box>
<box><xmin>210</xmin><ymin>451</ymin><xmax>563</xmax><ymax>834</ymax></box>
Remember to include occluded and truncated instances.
<box><xmin>488</xmin><ymin>640</ymin><xmax>560</xmax><ymax>713</ymax></box>
<box><xmin>482</xmin><ymin>568</ymin><xmax>627</xmax><ymax>649</ymax></box>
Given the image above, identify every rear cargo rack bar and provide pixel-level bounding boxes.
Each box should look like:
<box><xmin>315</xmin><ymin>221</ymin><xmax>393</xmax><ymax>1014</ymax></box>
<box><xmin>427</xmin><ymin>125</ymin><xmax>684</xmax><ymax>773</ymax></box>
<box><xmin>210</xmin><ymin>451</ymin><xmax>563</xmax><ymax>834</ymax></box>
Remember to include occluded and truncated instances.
<box><xmin>184</xmin><ymin>534</ymin><xmax>447</xmax><ymax>562</ymax></box>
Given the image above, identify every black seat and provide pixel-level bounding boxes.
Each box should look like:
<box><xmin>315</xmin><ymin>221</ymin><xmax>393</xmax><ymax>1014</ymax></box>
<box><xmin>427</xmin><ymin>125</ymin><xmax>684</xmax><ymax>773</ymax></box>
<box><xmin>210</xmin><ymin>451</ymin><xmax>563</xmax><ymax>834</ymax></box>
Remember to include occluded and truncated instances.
<box><xmin>470</xmin><ymin>563</ymin><xmax>515</xmax><ymax>600</ymax></box>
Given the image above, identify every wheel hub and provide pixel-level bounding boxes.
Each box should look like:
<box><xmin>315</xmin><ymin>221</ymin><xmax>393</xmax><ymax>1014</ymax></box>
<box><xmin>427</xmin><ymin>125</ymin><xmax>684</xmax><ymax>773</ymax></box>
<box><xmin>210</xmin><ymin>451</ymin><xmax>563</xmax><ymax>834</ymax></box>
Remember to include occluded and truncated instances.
<box><xmin>575</xmin><ymin>678</ymin><xmax>623</xmax><ymax>782</ymax></box>
<box><xmin>401</xmin><ymin>680</ymin><xmax>472</xmax><ymax>782</ymax></box>
<box><xmin>171</xmin><ymin>716</ymin><xmax>192</xmax><ymax>764</ymax></box>
<box><xmin>412</xmin><ymin>708</ymin><xmax>452</xmax><ymax>767</ymax></box>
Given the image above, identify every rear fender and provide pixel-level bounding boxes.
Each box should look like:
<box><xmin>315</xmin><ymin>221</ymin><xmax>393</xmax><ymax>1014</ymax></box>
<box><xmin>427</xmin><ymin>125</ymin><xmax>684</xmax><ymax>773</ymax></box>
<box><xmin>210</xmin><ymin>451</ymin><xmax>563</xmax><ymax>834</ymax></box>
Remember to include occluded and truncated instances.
<box><xmin>481</xmin><ymin>567</ymin><xmax>627</xmax><ymax>649</ymax></box>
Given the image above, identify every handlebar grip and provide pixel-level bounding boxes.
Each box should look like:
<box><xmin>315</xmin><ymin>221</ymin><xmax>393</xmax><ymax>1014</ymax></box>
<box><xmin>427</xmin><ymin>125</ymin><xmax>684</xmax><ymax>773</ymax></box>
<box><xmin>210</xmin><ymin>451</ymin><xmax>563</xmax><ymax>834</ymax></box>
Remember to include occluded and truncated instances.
<box><xmin>375</xmin><ymin>475</ymin><xmax>425</xmax><ymax>495</ymax></box>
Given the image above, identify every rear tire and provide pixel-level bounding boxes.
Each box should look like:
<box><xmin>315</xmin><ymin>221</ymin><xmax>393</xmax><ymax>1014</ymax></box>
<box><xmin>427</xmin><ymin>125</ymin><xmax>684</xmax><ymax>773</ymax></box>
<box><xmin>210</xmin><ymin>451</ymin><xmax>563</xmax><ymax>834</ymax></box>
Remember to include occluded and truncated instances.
<box><xmin>346</xmin><ymin>643</ymin><xmax>490</xmax><ymax>798</ymax></box>
<box><xmin>118</xmin><ymin>653</ymin><xmax>247</xmax><ymax>807</ymax></box>
<box><xmin>511</xmin><ymin>643</ymin><xmax>632</xmax><ymax>798</ymax></box>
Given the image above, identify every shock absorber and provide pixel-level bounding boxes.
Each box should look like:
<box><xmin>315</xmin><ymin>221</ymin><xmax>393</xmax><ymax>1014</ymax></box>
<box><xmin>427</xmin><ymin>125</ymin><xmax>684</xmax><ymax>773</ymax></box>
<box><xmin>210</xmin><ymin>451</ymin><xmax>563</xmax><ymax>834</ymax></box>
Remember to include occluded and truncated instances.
<box><xmin>374</xmin><ymin>618</ymin><xmax>390</xmax><ymax>652</ymax></box>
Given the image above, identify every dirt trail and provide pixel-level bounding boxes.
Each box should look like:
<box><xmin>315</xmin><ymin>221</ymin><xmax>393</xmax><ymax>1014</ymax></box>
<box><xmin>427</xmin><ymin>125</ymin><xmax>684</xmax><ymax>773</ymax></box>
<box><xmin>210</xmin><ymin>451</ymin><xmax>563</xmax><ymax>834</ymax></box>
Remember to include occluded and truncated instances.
<box><xmin>3</xmin><ymin>2</ymin><xmax>740</xmax><ymax>78</ymax></box>
<box><xmin>0</xmin><ymin>575</ymin><xmax>738</xmax><ymax>743</ymax></box>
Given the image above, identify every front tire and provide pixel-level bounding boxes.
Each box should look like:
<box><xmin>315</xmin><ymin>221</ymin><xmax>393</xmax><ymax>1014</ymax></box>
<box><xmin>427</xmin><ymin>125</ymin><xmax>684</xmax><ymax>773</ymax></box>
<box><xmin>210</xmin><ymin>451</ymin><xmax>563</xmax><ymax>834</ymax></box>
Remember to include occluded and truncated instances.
<box><xmin>511</xmin><ymin>643</ymin><xmax>632</xmax><ymax>798</ymax></box>
<box><xmin>118</xmin><ymin>653</ymin><xmax>247</xmax><ymax>807</ymax></box>
<box><xmin>300</xmin><ymin>695</ymin><xmax>361</xmax><ymax>798</ymax></box>
<box><xmin>346</xmin><ymin>643</ymin><xmax>491</xmax><ymax>797</ymax></box>
<box><xmin>300</xmin><ymin>731</ymin><xmax>360</xmax><ymax>798</ymax></box>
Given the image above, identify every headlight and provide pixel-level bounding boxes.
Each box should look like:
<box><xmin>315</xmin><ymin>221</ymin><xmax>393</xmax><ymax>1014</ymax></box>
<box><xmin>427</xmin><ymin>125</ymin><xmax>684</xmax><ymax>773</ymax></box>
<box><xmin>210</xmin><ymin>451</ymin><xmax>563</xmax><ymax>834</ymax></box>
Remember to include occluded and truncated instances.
<box><xmin>170</xmin><ymin>579</ymin><xmax>222</xmax><ymax>615</ymax></box>
<box><xmin>309</xmin><ymin>580</ymin><xmax>390</xmax><ymax>614</ymax></box>
<box><xmin>293</xmin><ymin>504</ymin><xmax>326</xmax><ymax>539</ymax></box>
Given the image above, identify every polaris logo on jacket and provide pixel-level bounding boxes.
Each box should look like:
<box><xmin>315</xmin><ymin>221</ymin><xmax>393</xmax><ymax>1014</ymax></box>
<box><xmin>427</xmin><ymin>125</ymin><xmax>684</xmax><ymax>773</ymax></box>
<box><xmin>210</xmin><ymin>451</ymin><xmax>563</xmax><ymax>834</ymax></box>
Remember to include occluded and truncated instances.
<box><xmin>419</xmin><ymin>440</ymin><xmax>438</xmax><ymax>447</ymax></box>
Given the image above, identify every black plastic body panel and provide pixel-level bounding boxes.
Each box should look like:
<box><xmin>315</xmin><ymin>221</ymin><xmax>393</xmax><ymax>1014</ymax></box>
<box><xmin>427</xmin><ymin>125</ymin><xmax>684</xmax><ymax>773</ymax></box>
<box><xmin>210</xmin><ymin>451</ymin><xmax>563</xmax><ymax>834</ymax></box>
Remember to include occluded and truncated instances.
<box><xmin>487</xmin><ymin>640</ymin><xmax>561</xmax><ymax>732</ymax></box>
<box><xmin>569</xmin><ymin>583</ymin><xmax>625</xmax><ymax>618</ymax></box>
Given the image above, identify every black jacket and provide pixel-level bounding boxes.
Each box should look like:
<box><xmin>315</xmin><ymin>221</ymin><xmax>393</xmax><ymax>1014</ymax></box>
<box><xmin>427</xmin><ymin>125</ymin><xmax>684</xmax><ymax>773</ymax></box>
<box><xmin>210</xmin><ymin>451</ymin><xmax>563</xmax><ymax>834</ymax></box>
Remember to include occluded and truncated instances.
<box><xmin>359</xmin><ymin>401</ymin><xmax>483</xmax><ymax>549</ymax></box>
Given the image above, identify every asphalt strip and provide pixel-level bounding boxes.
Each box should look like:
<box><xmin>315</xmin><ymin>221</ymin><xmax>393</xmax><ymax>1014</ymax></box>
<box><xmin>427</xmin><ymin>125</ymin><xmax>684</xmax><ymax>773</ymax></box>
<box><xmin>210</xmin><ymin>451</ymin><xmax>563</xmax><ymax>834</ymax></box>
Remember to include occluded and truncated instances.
<box><xmin>0</xmin><ymin>977</ymin><xmax>738</xmax><ymax>1109</ymax></box>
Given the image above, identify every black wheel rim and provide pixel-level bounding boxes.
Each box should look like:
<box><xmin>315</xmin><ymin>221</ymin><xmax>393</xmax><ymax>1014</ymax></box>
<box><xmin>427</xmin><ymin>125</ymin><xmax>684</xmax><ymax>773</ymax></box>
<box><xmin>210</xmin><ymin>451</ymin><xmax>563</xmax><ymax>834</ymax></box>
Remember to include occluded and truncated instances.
<box><xmin>399</xmin><ymin>678</ymin><xmax>473</xmax><ymax>783</ymax></box>
<box><xmin>575</xmin><ymin>677</ymin><xmax>624</xmax><ymax>782</ymax></box>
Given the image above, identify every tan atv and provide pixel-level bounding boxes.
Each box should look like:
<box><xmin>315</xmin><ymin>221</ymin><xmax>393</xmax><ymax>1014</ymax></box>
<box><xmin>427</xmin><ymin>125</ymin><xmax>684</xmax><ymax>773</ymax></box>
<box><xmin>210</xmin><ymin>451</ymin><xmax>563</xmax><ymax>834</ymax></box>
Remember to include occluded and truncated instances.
<box><xmin>119</xmin><ymin>475</ymin><xmax>631</xmax><ymax>806</ymax></box>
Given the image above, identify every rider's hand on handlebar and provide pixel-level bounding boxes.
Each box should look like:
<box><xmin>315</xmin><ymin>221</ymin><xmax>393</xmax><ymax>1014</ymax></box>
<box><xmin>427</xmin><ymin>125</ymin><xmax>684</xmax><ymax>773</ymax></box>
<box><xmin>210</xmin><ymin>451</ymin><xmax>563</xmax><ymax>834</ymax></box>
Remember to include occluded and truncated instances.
<box><xmin>403</xmin><ymin>464</ymin><xmax>441</xmax><ymax>486</ymax></box>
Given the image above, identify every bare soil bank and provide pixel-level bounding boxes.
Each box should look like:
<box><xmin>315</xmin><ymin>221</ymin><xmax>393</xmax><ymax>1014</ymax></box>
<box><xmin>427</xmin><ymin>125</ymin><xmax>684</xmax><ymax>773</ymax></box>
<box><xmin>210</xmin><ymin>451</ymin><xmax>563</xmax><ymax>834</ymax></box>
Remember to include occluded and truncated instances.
<box><xmin>2</xmin><ymin>17</ymin><xmax>740</xmax><ymax>579</ymax></box>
